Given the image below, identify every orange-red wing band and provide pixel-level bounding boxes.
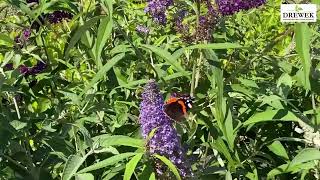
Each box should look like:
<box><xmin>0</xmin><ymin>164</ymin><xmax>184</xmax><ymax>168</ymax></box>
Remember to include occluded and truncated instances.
<box><xmin>177</xmin><ymin>100</ymin><xmax>187</xmax><ymax>114</ymax></box>
<box><xmin>166</xmin><ymin>97</ymin><xmax>178</xmax><ymax>104</ymax></box>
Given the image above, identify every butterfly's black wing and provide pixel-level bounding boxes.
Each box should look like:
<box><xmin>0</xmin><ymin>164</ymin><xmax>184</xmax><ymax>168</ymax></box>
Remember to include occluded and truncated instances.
<box><xmin>164</xmin><ymin>102</ymin><xmax>185</xmax><ymax>121</ymax></box>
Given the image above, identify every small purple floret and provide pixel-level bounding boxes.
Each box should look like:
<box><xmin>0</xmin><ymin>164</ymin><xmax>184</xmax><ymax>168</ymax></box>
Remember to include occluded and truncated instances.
<box><xmin>19</xmin><ymin>65</ymin><xmax>30</xmax><ymax>75</ymax></box>
<box><xmin>136</xmin><ymin>25</ymin><xmax>150</xmax><ymax>35</ymax></box>
<box><xmin>14</xmin><ymin>29</ymin><xmax>31</xmax><ymax>48</ymax></box>
<box><xmin>4</xmin><ymin>63</ymin><xmax>14</xmax><ymax>71</ymax></box>
<box><xmin>23</xmin><ymin>29</ymin><xmax>31</xmax><ymax>39</ymax></box>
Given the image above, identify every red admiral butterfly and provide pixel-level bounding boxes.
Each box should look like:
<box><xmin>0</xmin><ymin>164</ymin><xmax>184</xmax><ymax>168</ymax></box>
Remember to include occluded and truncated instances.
<box><xmin>164</xmin><ymin>93</ymin><xmax>194</xmax><ymax>121</ymax></box>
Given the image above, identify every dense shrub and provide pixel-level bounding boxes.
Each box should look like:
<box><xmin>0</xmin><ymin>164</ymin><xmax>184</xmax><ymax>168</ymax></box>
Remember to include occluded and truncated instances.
<box><xmin>0</xmin><ymin>0</ymin><xmax>319</xmax><ymax>179</ymax></box>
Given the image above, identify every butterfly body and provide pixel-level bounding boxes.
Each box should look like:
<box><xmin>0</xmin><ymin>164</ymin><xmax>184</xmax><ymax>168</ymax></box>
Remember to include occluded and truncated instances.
<box><xmin>164</xmin><ymin>93</ymin><xmax>194</xmax><ymax>121</ymax></box>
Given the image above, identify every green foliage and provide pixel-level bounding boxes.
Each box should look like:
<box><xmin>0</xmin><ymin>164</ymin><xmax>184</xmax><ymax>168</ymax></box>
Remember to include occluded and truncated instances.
<box><xmin>0</xmin><ymin>0</ymin><xmax>320</xmax><ymax>179</ymax></box>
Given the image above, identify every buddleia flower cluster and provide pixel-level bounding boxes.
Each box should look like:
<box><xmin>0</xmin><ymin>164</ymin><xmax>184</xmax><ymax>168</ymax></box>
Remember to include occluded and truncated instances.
<box><xmin>19</xmin><ymin>61</ymin><xmax>47</xmax><ymax>76</ymax></box>
<box><xmin>47</xmin><ymin>11</ymin><xmax>73</xmax><ymax>24</ymax></box>
<box><xmin>144</xmin><ymin>0</ymin><xmax>173</xmax><ymax>24</ymax></box>
<box><xmin>136</xmin><ymin>25</ymin><xmax>150</xmax><ymax>35</ymax></box>
<box><xmin>26</xmin><ymin>0</ymin><xmax>73</xmax><ymax>30</ymax></box>
<box><xmin>15</xmin><ymin>29</ymin><xmax>31</xmax><ymax>48</ymax></box>
<box><xmin>217</xmin><ymin>0</ymin><xmax>266</xmax><ymax>16</ymax></box>
<box><xmin>139</xmin><ymin>80</ymin><xmax>192</xmax><ymax>178</ymax></box>
<box><xmin>144</xmin><ymin>0</ymin><xmax>266</xmax><ymax>42</ymax></box>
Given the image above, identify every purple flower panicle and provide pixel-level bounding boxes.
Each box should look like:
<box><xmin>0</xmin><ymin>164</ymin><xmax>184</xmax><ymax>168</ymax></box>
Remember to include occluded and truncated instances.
<box><xmin>139</xmin><ymin>80</ymin><xmax>191</xmax><ymax>178</ymax></box>
<box><xmin>217</xmin><ymin>0</ymin><xmax>266</xmax><ymax>16</ymax></box>
<box><xmin>19</xmin><ymin>61</ymin><xmax>47</xmax><ymax>76</ymax></box>
<box><xmin>4</xmin><ymin>63</ymin><xmax>14</xmax><ymax>71</ymax></box>
<box><xmin>15</xmin><ymin>29</ymin><xmax>31</xmax><ymax>48</ymax></box>
<box><xmin>48</xmin><ymin>11</ymin><xmax>73</xmax><ymax>24</ymax></box>
<box><xmin>145</xmin><ymin>0</ymin><xmax>173</xmax><ymax>24</ymax></box>
<box><xmin>136</xmin><ymin>25</ymin><xmax>150</xmax><ymax>35</ymax></box>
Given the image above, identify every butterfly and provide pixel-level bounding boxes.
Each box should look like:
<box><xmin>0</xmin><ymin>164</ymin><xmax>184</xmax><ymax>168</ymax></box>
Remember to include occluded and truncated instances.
<box><xmin>164</xmin><ymin>93</ymin><xmax>195</xmax><ymax>121</ymax></box>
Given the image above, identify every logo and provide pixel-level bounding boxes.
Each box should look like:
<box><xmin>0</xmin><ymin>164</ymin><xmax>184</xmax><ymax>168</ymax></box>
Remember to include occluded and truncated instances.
<box><xmin>281</xmin><ymin>4</ymin><xmax>317</xmax><ymax>22</ymax></box>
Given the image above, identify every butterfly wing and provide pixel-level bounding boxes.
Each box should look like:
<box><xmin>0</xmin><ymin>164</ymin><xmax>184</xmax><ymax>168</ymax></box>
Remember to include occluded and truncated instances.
<box><xmin>164</xmin><ymin>101</ymin><xmax>185</xmax><ymax>121</ymax></box>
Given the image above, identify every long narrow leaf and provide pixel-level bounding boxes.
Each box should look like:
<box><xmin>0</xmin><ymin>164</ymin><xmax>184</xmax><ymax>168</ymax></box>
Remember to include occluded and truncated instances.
<box><xmin>65</xmin><ymin>16</ymin><xmax>105</xmax><ymax>58</ymax></box>
<box><xmin>80</xmin><ymin>53</ymin><xmax>125</xmax><ymax>96</ymax></box>
<box><xmin>288</xmin><ymin>148</ymin><xmax>320</xmax><ymax>168</ymax></box>
<box><xmin>153</xmin><ymin>154</ymin><xmax>181</xmax><ymax>180</ymax></box>
<box><xmin>243</xmin><ymin>109</ymin><xmax>299</xmax><ymax>126</ymax></box>
<box><xmin>95</xmin><ymin>17</ymin><xmax>113</xmax><ymax>68</ymax></box>
<box><xmin>62</xmin><ymin>155</ymin><xmax>87</xmax><ymax>180</ymax></box>
<box><xmin>78</xmin><ymin>153</ymin><xmax>137</xmax><ymax>173</ymax></box>
<box><xmin>186</xmin><ymin>43</ymin><xmax>243</xmax><ymax>50</ymax></box>
<box><xmin>141</xmin><ymin>44</ymin><xmax>189</xmax><ymax>76</ymax></box>
<box><xmin>92</xmin><ymin>135</ymin><xmax>144</xmax><ymax>148</ymax></box>
<box><xmin>123</xmin><ymin>153</ymin><xmax>143</xmax><ymax>180</ymax></box>
<box><xmin>295</xmin><ymin>23</ymin><xmax>311</xmax><ymax>90</ymax></box>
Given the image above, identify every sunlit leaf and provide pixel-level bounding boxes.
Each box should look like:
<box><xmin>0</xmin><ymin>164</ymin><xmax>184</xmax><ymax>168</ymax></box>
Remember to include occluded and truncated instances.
<box><xmin>123</xmin><ymin>153</ymin><xmax>143</xmax><ymax>180</ymax></box>
<box><xmin>267</xmin><ymin>141</ymin><xmax>289</xmax><ymax>160</ymax></box>
<box><xmin>78</xmin><ymin>153</ymin><xmax>137</xmax><ymax>173</ymax></box>
<box><xmin>243</xmin><ymin>109</ymin><xmax>299</xmax><ymax>126</ymax></box>
<box><xmin>62</xmin><ymin>155</ymin><xmax>86</xmax><ymax>180</ymax></box>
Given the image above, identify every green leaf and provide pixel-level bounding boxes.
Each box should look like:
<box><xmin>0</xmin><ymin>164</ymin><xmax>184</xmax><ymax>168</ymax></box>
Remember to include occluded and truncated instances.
<box><xmin>149</xmin><ymin>173</ymin><xmax>156</xmax><ymax>180</ymax></box>
<box><xmin>80</xmin><ymin>53</ymin><xmax>125</xmax><ymax>96</ymax></box>
<box><xmin>75</xmin><ymin>173</ymin><xmax>94</xmax><ymax>180</ymax></box>
<box><xmin>38</xmin><ymin>98</ymin><xmax>52</xmax><ymax>113</ymax></box>
<box><xmin>123</xmin><ymin>153</ymin><xmax>143</xmax><ymax>180</ymax></box>
<box><xmin>9</xmin><ymin>120</ymin><xmax>27</xmax><ymax>130</ymax></box>
<box><xmin>65</xmin><ymin>16</ymin><xmax>105</xmax><ymax>58</ymax></box>
<box><xmin>92</xmin><ymin>135</ymin><xmax>144</xmax><ymax>148</ymax></box>
<box><xmin>267</xmin><ymin>162</ymin><xmax>315</xmax><ymax>179</ymax></box>
<box><xmin>277</xmin><ymin>73</ymin><xmax>292</xmax><ymax>98</ymax></box>
<box><xmin>101</xmin><ymin>0</ymin><xmax>113</xmax><ymax>15</ymax></box>
<box><xmin>225</xmin><ymin>171</ymin><xmax>232</xmax><ymax>180</ymax></box>
<box><xmin>78</xmin><ymin>153</ymin><xmax>137</xmax><ymax>173</ymax></box>
<box><xmin>211</xmin><ymin>137</ymin><xmax>236</xmax><ymax>169</ymax></box>
<box><xmin>62</xmin><ymin>155</ymin><xmax>86</xmax><ymax>180</ymax></box>
<box><xmin>140</xmin><ymin>44</ymin><xmax>189</xmax><ymax>76</ymax></box>
<box><xmin>311</xmin><ymin>0</ymin><xmax>320</xmax><ymax>5</ymax></box>
<box><xmin>267</xmin><ymin>141</ymin><xmax>289</xmax><ymax>160</ymax></box>
<box><xmin>204</xmin><ymin>49</ymin><xmax>235</xmax><ymax>150</ymax></box>
<box><xmin>186</xmin><ymin>43</ymin><xmax>243</xmax><ymax>50</ymax></box>
<box><xmin>238</xmin><ymin>78</ymin><xmax>259</xmax><ymax>88</ymax></box>
<box><xmin>95</xmin><ymin>17</ymin><xmax>113</xmax><ymax>68</ymax></box>
<box><xmin>223</xmin><ymin>98</ymin><xmax>235</xmax><ymax>150</ymax></box>
<box><xmin>243</xmin><ymin>109</ymin><xmax>299</xmax><ymax>126</ymax></box>
<box><xmin>288</xmin><ymin>148</ymin><xmax>320</xmax><ymax>168</ymax></box>
<box><xmin>102</xmin><ymin>165</ymin><xmax>125</xmax><ymax>180</ymax></box>
<box><xmin>153</xmin><ymin>154</ymin><xmax>181</xmax><ymax>180</ymax></box>
<box><xmin>0</xmin><ymin>33</ymin><xmax>14</xmax><ymax>46</ymax></box>
<box><xmin>294</xmin><ymin>23</ymin><xmax>311</xmax><ymax>90</ymax></box>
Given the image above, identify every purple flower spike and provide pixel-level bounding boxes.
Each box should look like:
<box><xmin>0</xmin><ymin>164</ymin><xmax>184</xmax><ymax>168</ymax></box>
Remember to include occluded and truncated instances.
<box><xmin>23</xmin><ymin>29</ymin><xmax>31</xmax><ymax>39</ymax></box>
<box><xmin>145</xmin><ymin>0</ymin><xmax>173</xmax><ymax>24</ymax></box>
<box><xmin>217</xmin><ymin>0</ymin><xmax>266</xmax><ymax>16</ymax></box>
<box><xmin>136</xmin><ymin>25</ymin><xmax>150</xmax><ymax>35</ymax></box>
<box><xmin>139</xmin><ymin>80</ymin><xmax>192</xmax><ymax>178</ymax></box>
<box><xmin>47</xmin><ymin>11</ymin><xmax>73</xmax><ymax>24</ymax></box>
<box><xmin>29</xmin><ymin>61</ymin><xmax>46</xmax><ymax>75</ymax></box>
<box><xmin>4</xmin><ymin>63</ymin><xmax>14</xmax><ymax>71</ymax></box>
<box><xmin>19</xmin><ymin>65</ymin><xmax>30</xmax><ymax>75</ymax></box>
<box><xmin>19</xmin><ymin>61</ymin><xmax>46</xmax><ymax>76</ymax></box>
<box><xmin>14</xmin><ymin>29</ymin><xmax>31</xmax><ymax>48</ymax></box>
